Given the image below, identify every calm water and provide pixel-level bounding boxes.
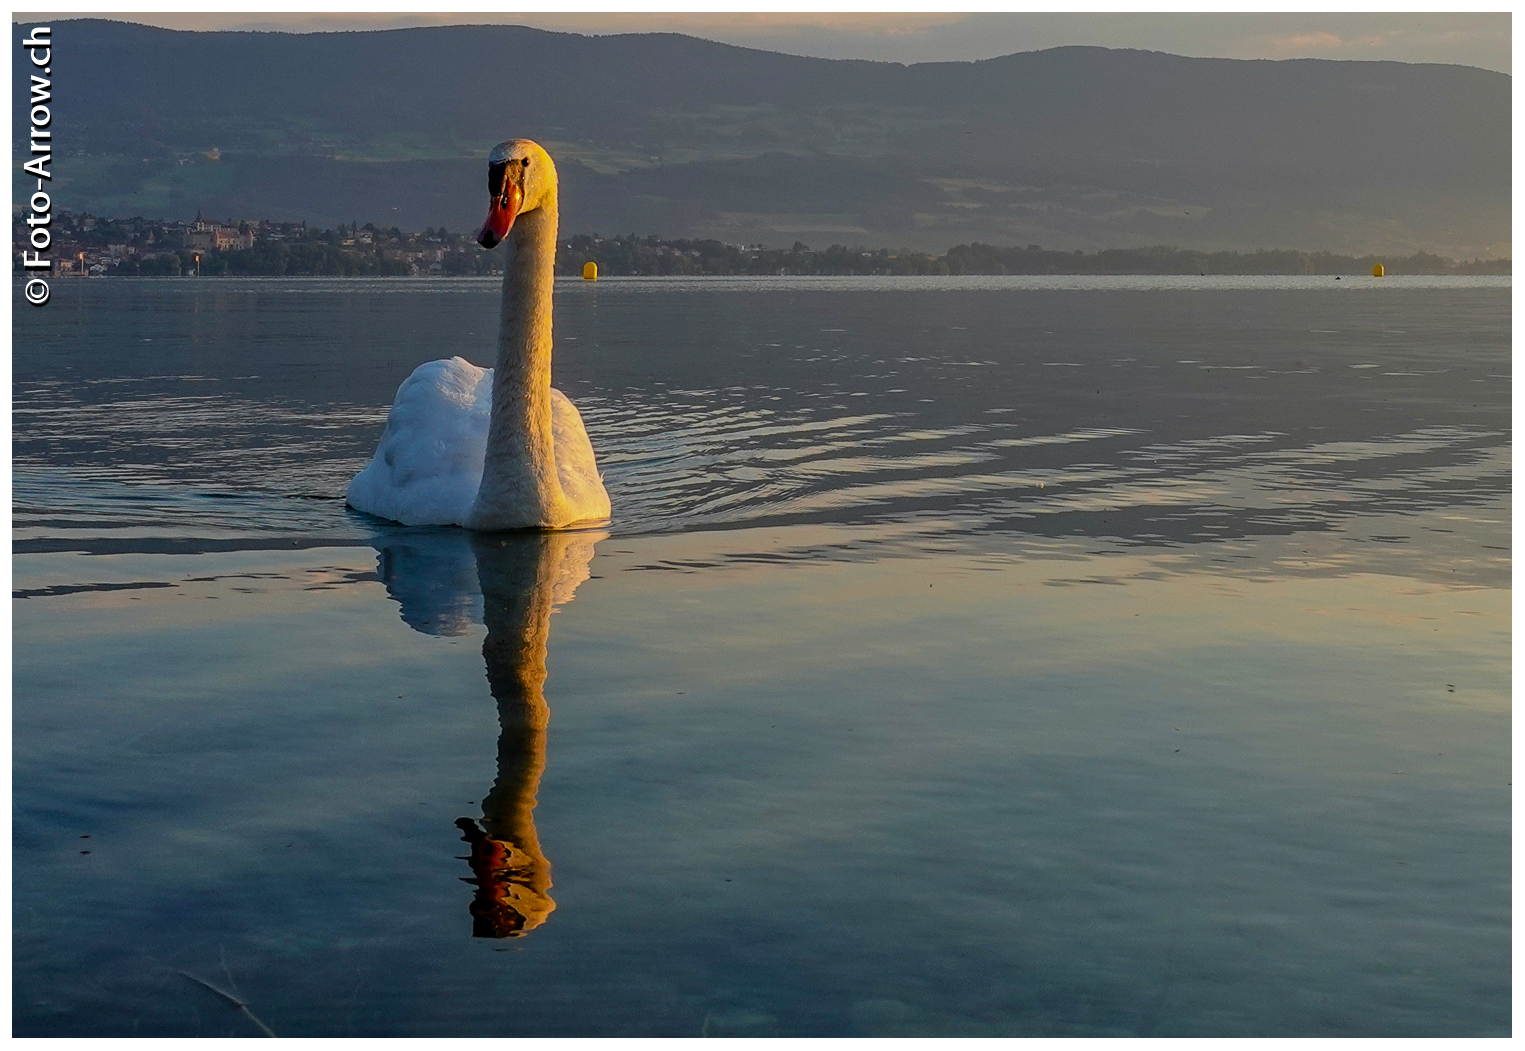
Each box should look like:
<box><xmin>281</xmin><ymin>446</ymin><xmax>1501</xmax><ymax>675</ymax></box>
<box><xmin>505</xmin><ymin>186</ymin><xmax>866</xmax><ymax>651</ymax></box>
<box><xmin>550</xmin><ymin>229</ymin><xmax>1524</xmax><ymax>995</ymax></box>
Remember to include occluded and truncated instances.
<box><xmin>13</xmin><ymin>276</ymin><xmax>1510</xmax><ymax>1037</ymax></box>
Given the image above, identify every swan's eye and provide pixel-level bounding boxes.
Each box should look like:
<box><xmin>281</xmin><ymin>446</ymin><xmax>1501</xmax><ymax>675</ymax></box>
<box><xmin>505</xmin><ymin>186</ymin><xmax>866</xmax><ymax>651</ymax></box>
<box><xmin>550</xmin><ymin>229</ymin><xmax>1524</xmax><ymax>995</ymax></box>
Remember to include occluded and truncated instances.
<box><xmin>522</xmin><ymin>158</ymin><xmax>530</xmax><ymax>167</ymax></box>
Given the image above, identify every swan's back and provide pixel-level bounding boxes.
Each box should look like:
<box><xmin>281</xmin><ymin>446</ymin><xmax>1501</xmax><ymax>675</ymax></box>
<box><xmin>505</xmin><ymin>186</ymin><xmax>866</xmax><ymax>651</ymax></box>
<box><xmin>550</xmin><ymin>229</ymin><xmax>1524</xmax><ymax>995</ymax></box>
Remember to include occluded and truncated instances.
<box><xmin>348</xmin><ymin>357</ymin><xmax>490</xmax><ymax>526</ymax></box>
<box><xmin>347</xmin><ymin>356</ymin><xmax>610</xmax><ymax>527</ymax></box>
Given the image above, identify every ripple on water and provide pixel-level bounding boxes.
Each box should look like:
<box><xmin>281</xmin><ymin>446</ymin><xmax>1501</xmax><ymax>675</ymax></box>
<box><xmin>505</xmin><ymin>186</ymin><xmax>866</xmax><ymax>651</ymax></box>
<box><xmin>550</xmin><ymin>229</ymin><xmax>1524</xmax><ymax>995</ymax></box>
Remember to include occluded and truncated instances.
<box><xmin>11</xmin><ymin>278</ymin><xmax>1510</xmax><ymax>590</ymax></box>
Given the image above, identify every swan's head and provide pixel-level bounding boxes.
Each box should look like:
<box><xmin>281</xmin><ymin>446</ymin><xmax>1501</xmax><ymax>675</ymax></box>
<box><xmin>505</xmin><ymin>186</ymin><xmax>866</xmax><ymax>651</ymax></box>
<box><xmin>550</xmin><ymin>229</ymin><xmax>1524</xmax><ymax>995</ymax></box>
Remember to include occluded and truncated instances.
<box><xmin>477</xmin><ymin>139</ymin><xmax>556</xmax><ymax>249</ymax></box>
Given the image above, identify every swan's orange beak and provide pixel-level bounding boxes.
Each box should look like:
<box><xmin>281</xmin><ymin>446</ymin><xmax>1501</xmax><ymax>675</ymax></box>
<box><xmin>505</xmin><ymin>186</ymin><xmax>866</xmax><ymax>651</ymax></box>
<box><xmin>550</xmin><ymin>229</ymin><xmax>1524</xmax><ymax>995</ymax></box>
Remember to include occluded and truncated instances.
<box><xmin>478</xmin><ymin>183</ymin><xmax>523</xmax><ymax>249</ymax></box>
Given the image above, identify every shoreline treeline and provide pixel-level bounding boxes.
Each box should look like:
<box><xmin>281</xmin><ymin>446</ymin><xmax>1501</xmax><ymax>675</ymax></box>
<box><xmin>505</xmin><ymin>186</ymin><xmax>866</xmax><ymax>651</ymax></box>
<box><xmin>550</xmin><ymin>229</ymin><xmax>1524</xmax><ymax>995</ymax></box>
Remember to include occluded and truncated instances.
<box><xmin>554</xmin><ymin>236</ymin><xmax>1510</xmax><ymax>277</ymax></box>
<box><xmin>29</xmin><ymin>212</ymin><xmax>1511</xmax><ymax>278</ymax></box>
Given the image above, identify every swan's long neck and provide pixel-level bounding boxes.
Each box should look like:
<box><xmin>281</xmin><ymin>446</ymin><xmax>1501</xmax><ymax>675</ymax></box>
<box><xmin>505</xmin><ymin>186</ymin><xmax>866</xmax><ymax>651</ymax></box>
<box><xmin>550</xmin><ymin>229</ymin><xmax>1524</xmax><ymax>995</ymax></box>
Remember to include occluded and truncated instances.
<box><xmin>470</xmin><ymin>191</ymin><xmax>567</xmax><ymax>529</ymax></box>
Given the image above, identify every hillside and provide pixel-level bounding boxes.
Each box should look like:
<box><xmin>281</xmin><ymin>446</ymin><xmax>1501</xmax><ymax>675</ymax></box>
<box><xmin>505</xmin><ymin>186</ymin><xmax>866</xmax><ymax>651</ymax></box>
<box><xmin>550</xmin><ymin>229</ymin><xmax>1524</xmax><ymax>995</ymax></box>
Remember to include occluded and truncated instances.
<box><xmin>12</xmin><ymin>19</ymin><xmax>1511</xmax><ymax>255</ymax></box>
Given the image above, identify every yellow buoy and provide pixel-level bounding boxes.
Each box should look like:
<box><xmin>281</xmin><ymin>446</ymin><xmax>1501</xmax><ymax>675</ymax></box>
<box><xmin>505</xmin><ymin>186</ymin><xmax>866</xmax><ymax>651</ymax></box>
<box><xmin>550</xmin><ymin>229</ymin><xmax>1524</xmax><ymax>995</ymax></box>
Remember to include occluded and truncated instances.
<box><xmin>1372</xmin><ymin>263</ymin><xmax>1384</xmax><ymax>277</ymax></box>
<box><xmin>582</xmin><ymin>261</ymin><xmax>598</xmax><ymax>281</ymax></box>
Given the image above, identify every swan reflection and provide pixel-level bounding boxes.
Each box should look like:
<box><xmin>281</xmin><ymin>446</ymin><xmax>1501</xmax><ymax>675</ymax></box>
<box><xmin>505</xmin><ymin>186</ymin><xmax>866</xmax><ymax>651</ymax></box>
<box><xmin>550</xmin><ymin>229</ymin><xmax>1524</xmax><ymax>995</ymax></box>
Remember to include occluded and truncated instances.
<box><xmin>372</xmin><ymin>526</ymin><xmax>603</xmax><ymax>937</ymax></box>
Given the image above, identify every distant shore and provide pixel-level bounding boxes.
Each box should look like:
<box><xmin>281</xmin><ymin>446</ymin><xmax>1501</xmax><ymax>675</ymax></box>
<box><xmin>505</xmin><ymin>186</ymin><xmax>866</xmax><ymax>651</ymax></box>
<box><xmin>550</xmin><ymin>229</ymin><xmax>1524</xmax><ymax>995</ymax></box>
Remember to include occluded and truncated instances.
<box><xmin>22</xmin><ymin>212</ymin><xmax>1510</xmax><ymax>279</ymax></box>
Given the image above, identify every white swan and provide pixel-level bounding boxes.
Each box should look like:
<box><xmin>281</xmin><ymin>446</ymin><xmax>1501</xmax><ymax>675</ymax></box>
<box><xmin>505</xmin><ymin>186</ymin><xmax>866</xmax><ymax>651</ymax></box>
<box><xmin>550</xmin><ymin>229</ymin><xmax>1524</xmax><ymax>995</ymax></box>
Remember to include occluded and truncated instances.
<box><xmin>347</xmin><ymin>139</ymin><xmax>611</xmax><ymax>530</ymax></box>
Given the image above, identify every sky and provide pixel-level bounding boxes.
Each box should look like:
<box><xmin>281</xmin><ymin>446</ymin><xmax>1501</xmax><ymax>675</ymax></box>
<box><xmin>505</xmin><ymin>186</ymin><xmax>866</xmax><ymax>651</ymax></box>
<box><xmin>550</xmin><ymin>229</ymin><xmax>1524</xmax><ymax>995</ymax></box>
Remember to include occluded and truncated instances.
<box><xmin>27</xmin><ymin>11</ymin><xmax>1513</xmax><ymax>73</ymax></box>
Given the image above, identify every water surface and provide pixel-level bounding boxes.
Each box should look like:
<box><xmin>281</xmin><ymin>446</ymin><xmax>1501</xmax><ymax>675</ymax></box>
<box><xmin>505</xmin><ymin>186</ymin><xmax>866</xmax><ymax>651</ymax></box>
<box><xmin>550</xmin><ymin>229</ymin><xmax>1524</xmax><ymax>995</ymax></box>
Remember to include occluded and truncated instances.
<box><xmin>14</xmin><ymin>276</ymin><xmax>1510</xmax><ymax>1036</ymax></box>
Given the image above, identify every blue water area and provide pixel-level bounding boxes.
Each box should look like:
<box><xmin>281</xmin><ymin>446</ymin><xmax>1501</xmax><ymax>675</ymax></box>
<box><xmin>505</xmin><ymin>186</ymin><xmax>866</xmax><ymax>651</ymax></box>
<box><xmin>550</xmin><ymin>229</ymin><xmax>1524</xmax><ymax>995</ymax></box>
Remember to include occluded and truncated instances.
<box><xmin>13</xmin><ymin>276</ymin><xmax>1510</xmax><ymax>1037</ymax></box>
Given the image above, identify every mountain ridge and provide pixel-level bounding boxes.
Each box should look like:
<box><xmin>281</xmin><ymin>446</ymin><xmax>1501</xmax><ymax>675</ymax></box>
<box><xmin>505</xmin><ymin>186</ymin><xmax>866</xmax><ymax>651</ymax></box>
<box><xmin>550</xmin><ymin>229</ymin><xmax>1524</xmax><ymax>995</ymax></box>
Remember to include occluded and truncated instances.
<box><xmin>12</xmin><ymin>19</ymin><xmax>1510</xmax><ymax>256</ymax></box>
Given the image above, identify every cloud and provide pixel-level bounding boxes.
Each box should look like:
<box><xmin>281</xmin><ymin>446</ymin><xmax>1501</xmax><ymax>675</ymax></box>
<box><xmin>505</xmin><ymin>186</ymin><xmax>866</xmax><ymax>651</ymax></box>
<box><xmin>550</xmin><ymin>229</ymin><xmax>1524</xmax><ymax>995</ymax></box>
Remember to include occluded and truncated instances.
<box><xmin>1257</xmin><ymin>29</ymin><xmax>1428</xmax><ymax>59</ymax></box>
<box><xmin>1233</xmin><ymin>22</ymin><xmax>1507</xmax><ymax>70</ymax></box>
<box><xmin>1271</xmin><ymin>32</ymin><xmax>1354</xmax><ymax>53</ymax></box>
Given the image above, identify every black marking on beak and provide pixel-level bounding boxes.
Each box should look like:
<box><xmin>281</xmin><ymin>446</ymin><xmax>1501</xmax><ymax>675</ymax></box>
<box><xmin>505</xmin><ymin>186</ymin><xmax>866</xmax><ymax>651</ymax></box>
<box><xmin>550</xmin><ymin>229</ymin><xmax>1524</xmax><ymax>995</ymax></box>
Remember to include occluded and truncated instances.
<box><xmin>488</xmin><ymin>161</ymin><xmax>510</xmax><ymax>201</ymax></box>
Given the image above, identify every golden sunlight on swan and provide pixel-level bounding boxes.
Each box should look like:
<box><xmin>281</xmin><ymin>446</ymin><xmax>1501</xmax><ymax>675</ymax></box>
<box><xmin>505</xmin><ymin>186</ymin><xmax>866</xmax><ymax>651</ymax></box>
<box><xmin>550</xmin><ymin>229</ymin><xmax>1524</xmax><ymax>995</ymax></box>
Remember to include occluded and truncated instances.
<box><xmin>348</xmin><ymin>139</ymin><xmax>610</xmax><ymax>530</ymax></box>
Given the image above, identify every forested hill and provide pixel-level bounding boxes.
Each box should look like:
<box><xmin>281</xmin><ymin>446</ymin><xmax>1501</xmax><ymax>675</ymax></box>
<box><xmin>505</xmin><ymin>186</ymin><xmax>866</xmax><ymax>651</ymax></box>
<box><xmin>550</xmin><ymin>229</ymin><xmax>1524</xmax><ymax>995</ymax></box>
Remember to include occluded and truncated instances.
<box><xmin>13</xmin><ymin>19</ymin><xmax>1510</xmax><ymax>257</ymax></box>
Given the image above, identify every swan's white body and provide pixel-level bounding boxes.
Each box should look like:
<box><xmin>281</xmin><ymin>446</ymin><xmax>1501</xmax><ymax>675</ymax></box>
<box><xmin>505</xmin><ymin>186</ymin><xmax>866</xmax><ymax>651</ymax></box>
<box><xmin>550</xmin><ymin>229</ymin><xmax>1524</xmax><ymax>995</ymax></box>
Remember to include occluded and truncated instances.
<box><xmin>347</xmin><ymin>357</ymin><xmax>609</xmax><ymax>527</ymax></box>
<box><xmin>347</xmin><ymin>139</ymin><xmax>611</xmax><ymax>530</ymax></box>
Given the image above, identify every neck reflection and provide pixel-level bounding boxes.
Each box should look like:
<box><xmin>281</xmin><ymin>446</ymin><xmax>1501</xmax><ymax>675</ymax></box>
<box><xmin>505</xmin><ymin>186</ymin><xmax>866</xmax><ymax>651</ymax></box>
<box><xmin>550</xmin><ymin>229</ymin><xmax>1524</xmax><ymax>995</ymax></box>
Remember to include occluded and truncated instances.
<box><xmin>372</xmin><ymin>526</ymin><xmax>602</xmax><ymax>939</ymax></box>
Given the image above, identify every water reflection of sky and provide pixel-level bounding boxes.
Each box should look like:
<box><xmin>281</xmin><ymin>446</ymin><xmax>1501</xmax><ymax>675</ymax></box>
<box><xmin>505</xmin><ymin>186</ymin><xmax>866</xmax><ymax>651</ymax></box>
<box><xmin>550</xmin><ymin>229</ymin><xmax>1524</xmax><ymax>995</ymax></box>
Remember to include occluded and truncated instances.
<box><xmin>14</xmin><ymin>528</ymin><xmax>1508</xmax><ymax>1036</ymax></box>
<box><xmin>13</xmin><ymin>279</ymin><xmax>1509</xmax><ymax>1036</ymax></box>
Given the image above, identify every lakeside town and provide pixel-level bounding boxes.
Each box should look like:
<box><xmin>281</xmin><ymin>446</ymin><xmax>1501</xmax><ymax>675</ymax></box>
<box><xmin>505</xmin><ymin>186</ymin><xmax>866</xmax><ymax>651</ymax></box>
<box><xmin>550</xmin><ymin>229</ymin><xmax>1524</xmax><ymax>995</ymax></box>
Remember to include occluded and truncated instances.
<box><xmin>17</xmin><ymin>210</ymin><xmax>1511</xmax><ymax>279</ymax></box>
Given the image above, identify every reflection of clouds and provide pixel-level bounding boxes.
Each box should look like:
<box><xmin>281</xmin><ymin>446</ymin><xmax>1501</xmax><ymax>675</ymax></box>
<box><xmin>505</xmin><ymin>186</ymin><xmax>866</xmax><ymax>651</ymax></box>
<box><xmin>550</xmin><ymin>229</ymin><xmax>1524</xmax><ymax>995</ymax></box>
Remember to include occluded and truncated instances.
<box><xmin>370</xmin><ymin>526</ymin><xmax>605</xmax><ymax>937</ymax></box>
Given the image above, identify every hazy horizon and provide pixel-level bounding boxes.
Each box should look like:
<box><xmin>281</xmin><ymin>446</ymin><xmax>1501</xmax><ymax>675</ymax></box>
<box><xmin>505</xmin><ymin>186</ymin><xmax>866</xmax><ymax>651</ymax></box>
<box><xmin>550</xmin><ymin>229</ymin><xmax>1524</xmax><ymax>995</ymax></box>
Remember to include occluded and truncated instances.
<box><xmin>14</xmin><ymin>12</ymin><xmax>1513</xmax><ymax>73</ymax></box>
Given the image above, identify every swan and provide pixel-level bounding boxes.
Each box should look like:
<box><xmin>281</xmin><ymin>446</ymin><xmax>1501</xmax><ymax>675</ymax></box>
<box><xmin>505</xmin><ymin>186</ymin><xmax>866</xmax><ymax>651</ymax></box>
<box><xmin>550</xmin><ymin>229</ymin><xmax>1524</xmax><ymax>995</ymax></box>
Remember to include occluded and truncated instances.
<box><xmin>347</xmin><ymin>139</ymin><xmax>611</xmax><ymax>530</ymax></box>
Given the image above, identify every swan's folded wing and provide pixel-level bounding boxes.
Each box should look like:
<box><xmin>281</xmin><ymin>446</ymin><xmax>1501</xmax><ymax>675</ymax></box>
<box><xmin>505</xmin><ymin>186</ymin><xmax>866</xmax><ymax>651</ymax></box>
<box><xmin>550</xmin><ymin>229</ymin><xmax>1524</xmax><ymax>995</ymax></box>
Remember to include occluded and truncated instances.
<box><xmin>549</xmin><ymin>387</ymin><xmax>612</xmax><ymax>524</ymax></box>
<box><xmin>347</xmin><ymin>357</ymin><xmax>492</xmax><ymax>526</ymax></box>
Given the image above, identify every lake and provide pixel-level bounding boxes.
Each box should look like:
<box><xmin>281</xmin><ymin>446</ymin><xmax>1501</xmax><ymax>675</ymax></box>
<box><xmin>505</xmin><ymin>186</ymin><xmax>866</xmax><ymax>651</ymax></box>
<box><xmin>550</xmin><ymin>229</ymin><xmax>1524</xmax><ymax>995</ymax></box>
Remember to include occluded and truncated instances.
<box><xmin>13</xmin><ymin>275</ymin><xmax>1511</xmax><ymax>1037</ymax></box>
